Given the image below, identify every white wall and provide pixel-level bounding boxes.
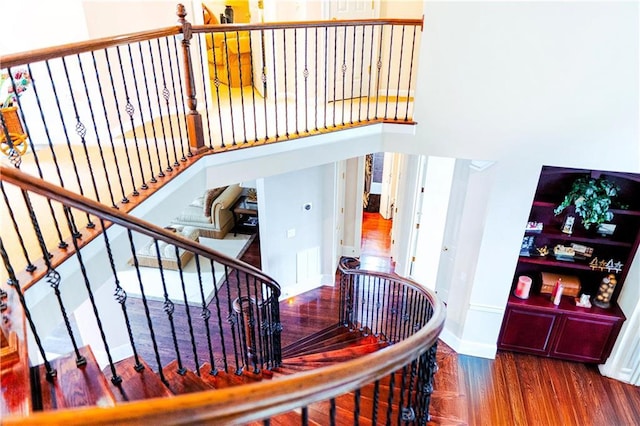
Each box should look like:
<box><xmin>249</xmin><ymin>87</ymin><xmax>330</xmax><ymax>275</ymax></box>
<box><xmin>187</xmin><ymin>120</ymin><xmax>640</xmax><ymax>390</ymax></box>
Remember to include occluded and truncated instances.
<box><xmin>258</xmin><ymin>163</ymin><xmax>336</xmax><ymax>298</ymax></box>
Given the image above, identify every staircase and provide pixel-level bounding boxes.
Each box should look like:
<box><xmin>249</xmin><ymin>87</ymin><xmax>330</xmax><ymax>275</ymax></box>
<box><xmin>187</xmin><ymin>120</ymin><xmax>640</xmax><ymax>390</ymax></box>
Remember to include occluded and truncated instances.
<box><xmin>28</xmin><ymin>323</ymin><xmax>412</xmax><ymax>424</ymax></box>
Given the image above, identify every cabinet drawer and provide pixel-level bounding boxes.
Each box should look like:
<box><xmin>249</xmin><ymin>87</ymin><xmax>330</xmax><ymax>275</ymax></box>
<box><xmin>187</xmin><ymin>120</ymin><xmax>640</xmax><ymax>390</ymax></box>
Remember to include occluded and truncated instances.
<box><xmin>498</xmin><ymin>307</ymin><xmax>557</xmax><ymax>355</ymax></box>
<box><xmin>551</xmin><ymin>315</ymin><xmax>621</xmax><ymax>363</ymax></box>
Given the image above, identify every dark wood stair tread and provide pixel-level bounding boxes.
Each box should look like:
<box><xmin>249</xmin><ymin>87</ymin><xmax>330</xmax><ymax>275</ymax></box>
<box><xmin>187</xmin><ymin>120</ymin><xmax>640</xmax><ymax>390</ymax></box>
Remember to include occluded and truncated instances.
<box><xmin>102</xmin><ymin>356</ymin><xmax>173</xmax><ymax>402</ymax></box>
<box><xmin>162</xmin><ymin>360</ymin><xmax>213</xmax><ymax>395</ymax></box>
<box><xmin>281</xmin><ymin>324</ymin><xmax>353</xmax><ymax>357</ymax></box>
<box><xmin>284</xmin><ymin>331</ymin><xmax>379</xmax><ymax>358</ymax></box>
<box><xmin>248</xmin><ymin>410</ymin><xmax>323</xmax><ymax>426</ymax></box>
<box><xmin>282</xmin><ymin>341</ymin><xmax>389</xmax><ymax>364</ymax></box>
<box><xmin>35</xmin><ymin>346</ymin><xmax>115</xmax><ymax>411</ymax></box>
<box><xmin>197</xmin><ymin>363</ymin><xmax>264</xmax><ymax>389</ymax></box>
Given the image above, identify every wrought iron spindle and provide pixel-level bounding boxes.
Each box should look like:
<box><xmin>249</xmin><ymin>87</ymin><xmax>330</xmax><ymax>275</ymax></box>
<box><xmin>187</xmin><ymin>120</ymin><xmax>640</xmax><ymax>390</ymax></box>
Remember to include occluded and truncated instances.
<box><xmin>260</xmin><ymin>29</ymin><xmax>269</xmax><ymax>141</ymax></box>
<box><xmin>405</xmin><ymin>358</ymin><xmax>419</xmax><ymax>423</ymax></box>
<box><xmin>332</xmin><ymin>26</ymin><xmax>338</xmax><ymax>127</ymax></box>
<box><xmin>91</xmin><ymin>51</ymin><xmax>129</xmax><ymax>205</ymax></box>
<box><xmin>115</xmin><ymin>46</ymin><xmax>147</xmax><ymax>192</ymax></box>
<box><xmin>195</xmin><ymin>33</ymin><xmax>215</xmax><ymax>149</ymax></box>
<box><xmin>397</xmin><ymin>365</ymin><xmax>408</xmax><ymax>424</ymax></box>
<box><xmin>314</xmin><ymin>27</ymin><xmax>319</xmax><ymax>132</ymax></box>
<box><xmin>210</xmin><ymin>259</ymin><xmax>229</xmax><ymax>373</ymax></box>
<box><xmin>195</xmin><ymin>256</ymin><xmax>217</xmax><ymax>374</ymax></box>
<box><xmin>405</xmin><ymin>25</ymin><xmax>418</xmax><ymax>121</ymax></box>
<box><xmin>104</xmin><ymin>48</ymin><xmax>139</xmax><ymax>198</ymax></box>
<box><xmin>394</xmin><ymin>25</ymin><xmax>407</xmax><ymax>121</ymax></box>
<box><xmin>329</xmin><ymin>398</ymin><xmax>336</xmax><ymax>426</ymax></box>
<box><xmin>340</xmin><ymin>25</ymin><xmax>348</xmax><ymax>125</ymax></box>
<box><xmin>21</xmin><ymin>190</ymin><xmax>85</xmax><ymax>365</ymax></box>
<box><xmin>383</xmin><ymin>25</ymin><xmax>395</xmax><ymax>119</ymax></box>
<box><xmin>148</xmin><ymin>40</ymin><xmax>170</xmax><ymax>175</ymax></box>
<box><xmin>232</xmin><ymin>269</ymin><xmax>251</xmax><ymax>371</ymax></box>
<box><xmin>76</xmin><ymin>54</ymin><xmax>119</xmax><ymax>206</ymax></box>
<box><xmin>302</xmin><ymin>406</ymin><xmax>310</xmax><ymax>426</ymax></box>
<box><xmin>173</xmin><ymin>246</ymin><xmax>200</xmax><ymax>374</ymax></box>
<box><xmin>223</xmin><ymin>264</ymin><xmax>242</xmax><ymax>373</ymax></box>
<box><xmin>293</xmin><ymin>28</ymin><xmax>300</xmax><ymax>136</ymax></box>
<box><xmin>282</xmin><ymin>29</ymin><xmax>290</xmax><ymax>138</ymax></box>
<box><xmin>142</xmin><ymin>41</ymin><xmax>167</xmax><ymax>176</ymax></box>
<box><xmin>63</xmin><ymin>207</ymin><xmax>120</xmax><ymax>382</ymax></box>
<box><xmin>135</xmin><ymin>42</ymin><xmax>159</xmax><ymax>183</ymax></box>
<box><xmin>127</xmin><ymin>231</ymin><xmax>165</xmax><ymax>381</ymax></box>
<box><xmin>222</xmin><ymin>32</ymin><xmax>238</xmax><ymax>145</ymax></box>
<box><xmin>154</xmin><ymin>240</ymin><xmax>185</xmax><ymax>374</ymax></box>
<box><xmin>374</xmin><ymin>26</ymin><xmax>384</xmax><ymax>119</ymax></box>
<box><xmin>168</xmin><ymin>36</ymin><xmax>189</xmax><ymax>161</ymax></box>
<box><xmin>349</xmin><ymin>25</ymin><xmax>358</xmax><ymax>124</ymax></box>
<box><xmin>59</xmin><ymin>58</ymin><xmax>99</xmax><ymax>228</ymax></box>
<box><xmin>0</xmin><ymin>181</ymin><xmax>35</xmax><ymax>271</ymax></box>
<box><xmin>371</xmin><ymin>379</ymin><xmax>380</xmax><ymax>425</ymax></box>
<box><xmin>246</xmin><ymin>30</ymin><xmax>259</xmax><ymax>143</ymax></box>
<box><xmin>208</xmin><ymin>32</ymin><xmax>226</xmax><ymax>148</ymax></box>
<box><xmin>101</xmin><ymin>220</ymin><xmax>143</xmax><ymax>375</ymax></box>
<box><xmin>251</xmin><ymin>275</ymin><xmax>266</xmax><ymax>369</ymax></box>
<box><xmin>232</xmin><ymin>31</ymin><xmax>249</xmax><ymax>144</ymax></box>
<box><xmin>386</xmin><ymin>371</ymin><xmax>396</xmax><ymax>424</ymax></box>
<box><xmin>366</xmin><ymin>25</ymin><xmax>376</xmax><ymax>121</ymax></box>
<box><xmin>153</xmin><ymin>39</ymin><xmax>175</xmax><ymax>172</ymax></box>
<box><xmin>0</xmin><ymin>239</ymin><xmax>56</xmax><ymax>379</ymax></box>
<box><xmin>375</xmin><ymin>276</ymin><xmax>383</xmax><ymax>336</ymax></box>
<box><xmin>270</xmin><ymin>29</ymin><xmax>280</xmax><ymax>139</ymax></box>
<box><xmin>356</xmin><ymin>25</ymin><xmax>367</xmax><ymax>123</ymax></box>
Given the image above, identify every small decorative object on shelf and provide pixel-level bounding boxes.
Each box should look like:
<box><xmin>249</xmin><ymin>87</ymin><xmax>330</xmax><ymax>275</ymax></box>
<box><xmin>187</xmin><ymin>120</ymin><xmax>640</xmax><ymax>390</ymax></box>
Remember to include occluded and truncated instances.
<box><xmin>551</xmin><ymin>279</ymin><xmax>564</xmax><ymax>306</ymax></box>
<box><xmin>525</xmin><ymin>221</ymin><xmax>544</xmax><ymax>233</ymax></box>
<box><xmin>536</xmin><ymin>245</ymin><xmax>549</xmax><ymax>257</ymax></box>
<box><xmin>561</xmin><ymin>215</ymin><xmax>575</xmax><ymax>234</ymax></box>
<box><xmin>224</xmin><ymin>5</ymin><xmax>234</xmax><ymax>23</ymax></box>
<box><xmin>520</xmin><ymin>235</ymin><xmax>536</xmax><ymax>256</ymax></box>
<box><xmin>589</xmin><ymin>257</ymin><xmax>623</xmax><ymax>273</ymax></box>
<box><xmin>593</xmin><ymin>274</ymin><xmax>617</xmax><ymax>309</ymax></box>
<box><xmin>541</xmin><ymin>272</ymin><xmax>581</xmax><ymax>297</ymax></box>
<box><xmin>554</xmin><ymin>244</ymin><xmax>575</xmax><ymax>261</ymax></box>
<box><xmin>597</xmin><ymin>223</ymin><xmax>616</xmax><ymax>237</ymax></box>
<box><xmin>514</xmin><ymin>275</ymin><xmax>532</xmax><ymax>299</ymax></box>
<box><xmin>570</xmin><ymin>243</ymin><xmax>593</xmax><ymax>259</ymax></box>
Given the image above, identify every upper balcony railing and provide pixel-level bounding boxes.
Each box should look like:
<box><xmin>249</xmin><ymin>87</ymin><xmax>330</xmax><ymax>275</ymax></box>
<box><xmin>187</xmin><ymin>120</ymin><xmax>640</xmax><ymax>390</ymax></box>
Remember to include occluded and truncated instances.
<box><xmin>1</xmin><ymin>6</ymin><xmax>422</xmax><ymax>287</ymax></box>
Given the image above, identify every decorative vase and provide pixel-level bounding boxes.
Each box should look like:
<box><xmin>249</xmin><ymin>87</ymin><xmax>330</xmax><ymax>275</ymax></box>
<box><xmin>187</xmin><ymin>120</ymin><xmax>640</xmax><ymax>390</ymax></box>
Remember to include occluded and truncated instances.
<box><xmin>224</xmin><ymin>5</ymin><xmax>234</xmax><ymax>23</ymax></box>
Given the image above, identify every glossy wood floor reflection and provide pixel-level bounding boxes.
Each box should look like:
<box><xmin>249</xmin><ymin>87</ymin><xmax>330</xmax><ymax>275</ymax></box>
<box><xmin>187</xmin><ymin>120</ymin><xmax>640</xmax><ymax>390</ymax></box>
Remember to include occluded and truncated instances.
<box><xmin>360</xmin><ymin>212</ymin><xmax>394</xmax><ymax>272</ymax></box>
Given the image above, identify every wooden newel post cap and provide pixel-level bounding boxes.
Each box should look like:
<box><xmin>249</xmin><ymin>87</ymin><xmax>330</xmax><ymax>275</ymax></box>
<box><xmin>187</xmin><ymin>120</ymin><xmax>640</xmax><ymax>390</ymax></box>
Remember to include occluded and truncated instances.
<box><xmin>176</xmin><ymin>4</ymin><xmax>187</xmax><ymax>21</ymax></box>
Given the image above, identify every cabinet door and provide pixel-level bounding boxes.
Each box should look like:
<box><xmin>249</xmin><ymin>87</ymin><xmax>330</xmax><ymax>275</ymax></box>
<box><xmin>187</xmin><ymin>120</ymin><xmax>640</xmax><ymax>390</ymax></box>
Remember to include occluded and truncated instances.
<box><xmin>550</xmin><ymin>315</ymin><xmax>621</xmax><ymax>363</ymax></box>
<box><xmin>498</xmin><ymin>307</ymin><xmax>557</xmax><ymax>356</ymax></box>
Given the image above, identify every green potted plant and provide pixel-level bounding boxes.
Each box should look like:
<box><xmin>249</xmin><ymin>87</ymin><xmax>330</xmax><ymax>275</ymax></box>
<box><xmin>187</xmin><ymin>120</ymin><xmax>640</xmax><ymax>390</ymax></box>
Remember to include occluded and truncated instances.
<box><xmin>554</xmin><ymin>176</ymin><xmax>622</xmax><ymax>230</ymax></box>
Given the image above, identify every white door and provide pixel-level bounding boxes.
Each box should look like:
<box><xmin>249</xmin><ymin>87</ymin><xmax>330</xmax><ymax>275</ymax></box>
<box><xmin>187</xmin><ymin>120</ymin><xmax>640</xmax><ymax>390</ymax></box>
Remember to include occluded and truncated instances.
<box><xmin>327</xmin><ymin>0</ymin><xmax>379</xmax><ymax>105</ymax></box>
<box><xmin>379</xmin><ymin>152</ymin><xmax>397</xmax><ymax>220</ymax></box>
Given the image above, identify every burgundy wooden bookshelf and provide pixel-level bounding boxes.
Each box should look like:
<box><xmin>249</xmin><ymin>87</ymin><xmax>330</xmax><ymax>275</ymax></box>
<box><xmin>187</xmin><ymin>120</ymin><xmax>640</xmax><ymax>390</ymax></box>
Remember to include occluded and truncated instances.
<box><xmin>498</xmin><ymin>166</ymin><xmax>640</xmax><ymax>363</ymax></box>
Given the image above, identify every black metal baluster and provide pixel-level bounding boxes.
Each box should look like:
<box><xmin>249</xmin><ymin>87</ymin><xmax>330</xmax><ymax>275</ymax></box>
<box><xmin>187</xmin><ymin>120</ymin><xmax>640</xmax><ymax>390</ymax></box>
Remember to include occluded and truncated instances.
<box><xmin>61</xmin><ymin>56</ymin><xmax>101</xmax><ymax>222</ymax></box>
<box><xmin>329</xmin><ymin>398</ymin><xmax>336</xmax><ymax>426</ymax></box>
<box><xmin>136</xmin><ymin>42</ymin><xmax>159</xmax><ymax>183</ymax></box>
<box><xmin>127</xmin><ymin>231</ymin><xmax>164</xmax><ymax>381</ymax></box>
<box><xmin>394</xmin><ymin>25</ymin><xmax>407</xmax><ymax>121</ymax></box>
<box><xmin>232</xmin><ymin>32</ymin><xmax>249</xmax><ymax>144</ymax></box>
<box><xmin>260</xmin><ymin>29</ymin><xmax>269</xmax><ymax>141</ymax></box>
<box><xmin>340</xmin><ymin>25</ymin><xmax>348</xmax><ymax>126</ymax></box>
<box><xmin>174</xmin><ymin>246</ymin><xmax>200</xmax><ymax>374</ymax></box>
<box><xmin>303</xmin><ymin>27</ymin><xmax>309</xmax><ymax>133</ymax></box>
<box><xmin>10</xmin><ymin>70</ymin><xmax>68</xmax><ymax>249</ymax></box>
<box><xmin>385</xmin><ymin>278</ymin><xmax>395</xmax><ymax>341</ymax></box>
<box><xmin>0</xmin><ymin>181</ymin><xmax>35</xmax><ymax>271</ymax></box>
<box><xmin>270</xmin><ymin>29</ymin><xmax>280</xmax><ymax>139</ymax></box>
<box><xmin>155</xmin><ymin>39</ymin><xmax>177</xmax><ymax>170</ymax></box>
<box><xmin>91</xmin><ymin>51</ymin><xmax>129</xmax><ymax>205</ymax></box>
<box><xmin>63</xmin><ymin>207</ymin><xmax>119</xmax><ymax>381</ymax></box>
<box><xmin>144</xmin><ymin>41</ymin><xmax>167</xmax><ymax>176</ymax></box>
<box><xmin>332</xmin><ymin>26</ymin><xmax>338</xmax><ymax>127</ymax></box>
<box><xmin>233</xmin><ymin>269</ymin><xmax>250</xmax><ymax>371</ymax></box>
<box><xmin>314</xmin><ymin>27</ymin><xmax>319</xmax><ymax>132</ymax></box>
<box><xmin>22</xmin><ymin>190</ymin><xmax>84</xmax><ymax>366</ymax></box>
<box><xmin>244</xmin><ymin>272</ymin><xmax>259</xmax><ymax>373</ymax></box>
<box><xmin>45</xmin><ymin>59</ymin><xmax>92</xmax><ymax>229</ymax></box>
<box><xmin>223</xmin><ymin>265</ymin><xmax>242</xmax><ymax>373</ymax></box>
<box><xmin>354</xmin><ymin>387</ymin><xmax>361</xmax><ymax>426</ymax></box>
<box><xmin>405</xmin><ymin>359</ymin><xmax>419</xmax><ymax>424</ymax></box>
<box><xmin>211</xmin><ymin>259</ymin><xmax>228</xmax><ymax>372</ymax></box>
<box><xmin>147</xmin><ymin>40</ymin><xmax>170</xmax><ymax>175</ymax></box>
<box><xmin>405</xmin><ymin>26</ymin><xmax>418</xmax><ymax>121</ymax></box>
<box><xmin>375</xmin><ymin>276</ymin><xmax>383</xmax><ymax>336</ymax></box>
<box><xmin>169</xmin><ymin>35</ymin><xmax>189</xmax><ymax>161</ymax></box>
<box><xmin>371</xmin><ymin>379</ymin><xmax>380</xmax><ymax>425</ymax></box>
<box><xmin>349</xmin><ymin>25</ymin><xmax>358</xmax><ymax>124</ymax></box>
<box><xmin>0</xmin><ymin>103</ymin><xmax>19</xmax><ymax>167</ymax></box>
<box><xmin>101</xmin><ymin>220</ymin><xmax>143</xmax><ymax>375</ymax></box>
<box><xmin>246</xmin><ymin>30</ymin><xmax>259</xmax><ymax>143</ymax></box>
<box><xmin>222</xmin><ymin>32</ymin><xmax>238</xmax><ymax>145</ymax></box>
<box><xmin>293</xmin><ymin>28</ymin><xmax>300</xmax><ymax>135</ymax></box>
<box><xmin>115</xmin><ymin>46</ymin><xmax>147</xmax><ymax>191</ymax></box>
<box><xmin>282</xmin><ymin>29</ymin><xmax>290</xmax><ymax>138</ymax></box>
<box><xmin>195</xmin><ymin>33</ymin><xmax>215</xmax><ymax>148</ymax></box>
<box><xmin>208</xmin><ymin>32</ymin><xmax>227</xmax><ymax>149</ymax></box>
<box><xmin>127</xmin><ymin>43</ymin><xmax>153</xmax><ymax>188</ymax></box>
<box><xmin>0</xmin><ymin>239</ymin><xmax>56</xmax><ymax>380</ymax></box>
<box><xmin>154</xmin><ymin>240</ymin><xmax>185</xmax><ymax>374</ymax></box>
<box><xmin>323</xmin><ymin>27</ymin><xmax>329</xmax><ymax>130</ymax></box>
<box><xmin>77</xmin><ymin>54</ymin><xmax>119</xmax><ymax>206</ymax></box>
<box><xmin>366</xmin><ymin>25</ymin><xmax>376</xmax><ymax>121</ymax></box>
<box><xmin>386</xmin><ymin>372</ymin><xmax>396</xmax><ymax>425</ymax></box>
<box><xmin>383</xmin><ymin>25</ymin><xmax>395</xmax><ymax>119</ymax></box>
<box><xmin>397</xmin><ymin>365</ymin><xmax>408</xmax><ymax>425</ymax></box>
<box><xmin>104</xmin><ymin>48</ymin><xmax>139</xmax><ymax>198</ymax></box>
<box><xmin>251</xmin><ymin>275</ymin><xmax>265</xmax><ymax>370</ymax></box>
<box><xmin>374</xmin><ymin>26</ymin><xmax>384</xmax><ymax>119</ymax></box>
<box><xmin>357</xmin><ymin>25</ymin><xmax>367</xmax><ymax>123</ymax></box>
<box><xmin>302</xmin><ymin>406</ymin><xmax>310</xmax><ymax>426</ymax></box>
<box><xmin>195</xmin><ymin>255</ymin><xmax>217</xmax><ymax>375</ymax></box>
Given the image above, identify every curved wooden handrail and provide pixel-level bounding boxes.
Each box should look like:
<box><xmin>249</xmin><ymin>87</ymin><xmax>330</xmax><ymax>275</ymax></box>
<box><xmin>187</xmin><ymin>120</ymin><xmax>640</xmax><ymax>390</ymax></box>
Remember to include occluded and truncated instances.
<box><xmin>0</xmin><ymin>26</ymin><xmax>181</xmax><ymax>69</ymax></box>
<box><xmin>0</xmin><ymin>165</ymin><xmax>279</xmax><ymax>294</ymax></box>
<box><xmin>3</xmin><ymin>273</ymin><xmax>445</xmax><ymax>425</ymax></box>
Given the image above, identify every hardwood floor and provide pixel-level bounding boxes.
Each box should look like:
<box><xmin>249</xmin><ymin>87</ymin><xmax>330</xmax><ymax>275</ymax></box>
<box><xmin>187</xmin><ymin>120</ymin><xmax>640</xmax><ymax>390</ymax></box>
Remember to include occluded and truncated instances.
<box><xmin>42</xmin><ymin>214</ymin><xmax>640</xmax><ymax>425</ymax></box>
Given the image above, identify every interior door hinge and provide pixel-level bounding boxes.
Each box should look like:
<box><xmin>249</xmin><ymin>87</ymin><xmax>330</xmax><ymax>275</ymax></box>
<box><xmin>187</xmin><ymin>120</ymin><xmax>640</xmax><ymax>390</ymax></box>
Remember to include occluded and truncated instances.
<box><xmin>411</xmin><ymin>256</ymin><xmax>416</xmax><ymax>262</ymax></box>
<box><xmin>416</xmin><ymin>223</ymin><xmax>420</xmax><ymax>229</ymax></box>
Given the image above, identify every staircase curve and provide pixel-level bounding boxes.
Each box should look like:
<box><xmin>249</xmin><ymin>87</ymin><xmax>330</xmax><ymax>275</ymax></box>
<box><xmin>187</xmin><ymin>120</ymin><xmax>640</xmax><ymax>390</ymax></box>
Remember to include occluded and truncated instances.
<box><xmin>1</xmin><ymin>165</ymin><xmax>445</xmax><ymax>424</ymax></box>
